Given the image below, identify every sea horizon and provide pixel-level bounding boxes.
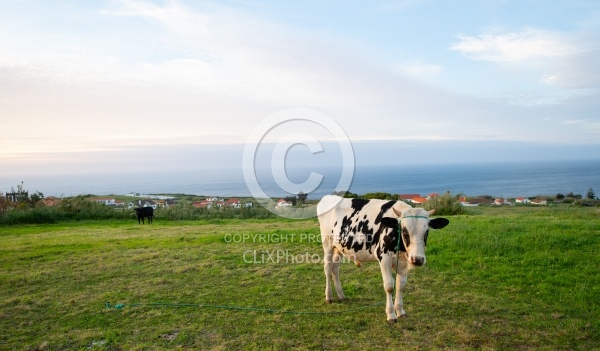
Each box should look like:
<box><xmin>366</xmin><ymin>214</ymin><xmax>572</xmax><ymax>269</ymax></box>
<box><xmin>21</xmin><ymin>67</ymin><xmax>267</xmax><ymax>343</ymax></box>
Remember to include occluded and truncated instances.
<box><xmin>1</xmin><ymin>159</ymin><xmax>599</xmax><ymax>200</ymax></box>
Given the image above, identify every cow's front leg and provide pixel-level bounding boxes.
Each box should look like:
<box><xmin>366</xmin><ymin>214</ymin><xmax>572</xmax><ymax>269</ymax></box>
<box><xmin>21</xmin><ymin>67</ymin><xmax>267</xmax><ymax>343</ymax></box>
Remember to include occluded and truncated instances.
<box><xmin>394</xmin><ymin>274</ymin><xmax>408</xmax><ymax>318</ymax></box>
<box><xmin>379</xmin><ymin>259</ymin><xmax>397</xmax><ymax>323</ymax></box>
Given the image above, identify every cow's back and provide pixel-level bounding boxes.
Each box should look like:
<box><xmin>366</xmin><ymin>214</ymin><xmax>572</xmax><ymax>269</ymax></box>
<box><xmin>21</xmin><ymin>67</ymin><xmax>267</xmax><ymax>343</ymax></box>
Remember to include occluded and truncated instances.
<box><xmin>318</xmin><ymin>195</ymin><xmax>410</xmax><ymax>257</ymax></box>
<box><xmin>317</xmin><ymin>195</ymin><xmax>407</xmax><ymax>225</ymax></box>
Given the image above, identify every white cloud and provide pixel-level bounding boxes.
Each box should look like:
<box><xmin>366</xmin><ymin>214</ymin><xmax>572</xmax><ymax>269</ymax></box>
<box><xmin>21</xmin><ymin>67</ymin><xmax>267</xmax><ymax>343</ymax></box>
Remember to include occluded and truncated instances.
<box><xmin>450</xmin><ymin>27</ymin><xmax>600</xmax><ymax>92</ymax></box>
<box><xmin>450</xmin><ymin>29</ymin><xmax>577</xmax><ymax>62</ymax></box>
<box><xmin>100</xmin><ymin>0</ymin><xmax>200</xmax><ymax>32</ymax></box>
<box><xmin>397</xmin><ymin>60</ymin><xmax>443</xmax><ymax>79</ymax></box>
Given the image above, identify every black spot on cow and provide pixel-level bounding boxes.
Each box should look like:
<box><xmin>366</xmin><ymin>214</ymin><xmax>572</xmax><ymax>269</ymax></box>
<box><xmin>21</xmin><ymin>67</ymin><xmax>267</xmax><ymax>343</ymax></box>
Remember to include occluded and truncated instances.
<box><xmin>381</xmin><ymin>227</ymin><xmax>401</xmax><ymax>254</ymax></box>
<box><xmin>351</xmin><ymin>198</ymin><xmax>369</xmax><ymax>212</ymax></box>
<box><xmin>374</xmin><ymin>201</ymin><xmax>396</xmax><ymax>225</ymax></box>
<box><xmin>379</xmin><ymin>217</ymin><xmax>398</xmax><ymax>230</ymax></box>
<box><xmin>134</xmin><ymin>207</ymin><xmax>154</xmax><ymax>224</ymax></box>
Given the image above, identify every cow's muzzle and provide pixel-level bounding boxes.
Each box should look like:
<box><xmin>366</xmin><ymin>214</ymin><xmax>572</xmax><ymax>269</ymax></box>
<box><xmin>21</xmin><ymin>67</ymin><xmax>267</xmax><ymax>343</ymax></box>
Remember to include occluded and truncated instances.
<box><xmin>410</xmin><ymin>256</ymin><xmax>425</xmax><ymax>266</ymax></box>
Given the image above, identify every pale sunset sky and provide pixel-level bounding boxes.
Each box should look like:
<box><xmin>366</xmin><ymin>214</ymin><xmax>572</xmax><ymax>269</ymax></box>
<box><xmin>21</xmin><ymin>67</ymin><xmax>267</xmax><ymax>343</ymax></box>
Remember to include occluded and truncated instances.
<box><xmin>1</xmin><ymin>0</ymin><xmax>600</xmax><ymax>176</ymax></box>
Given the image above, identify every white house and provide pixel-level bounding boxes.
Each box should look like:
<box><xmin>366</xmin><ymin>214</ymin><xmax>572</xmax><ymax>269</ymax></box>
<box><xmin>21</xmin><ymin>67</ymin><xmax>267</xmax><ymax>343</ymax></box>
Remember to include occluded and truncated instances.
<box><xmin>89</xmin><ymin>197</ymin><xmax>117</xmax><ymax>206</ymax></box>
<box><xmin>458</xmin><ymin>196</ymin><xmax>479</xmax><ymax>207</ymax></box>
<box><xmin>128</xmin><ymin>199</ymin><xmax>158</xmax><ymax>209</ymax></box>
<box><xmin>276</xmin><ymin>199</ymin><xmax>293</xmax><ymax>208</ymax></box>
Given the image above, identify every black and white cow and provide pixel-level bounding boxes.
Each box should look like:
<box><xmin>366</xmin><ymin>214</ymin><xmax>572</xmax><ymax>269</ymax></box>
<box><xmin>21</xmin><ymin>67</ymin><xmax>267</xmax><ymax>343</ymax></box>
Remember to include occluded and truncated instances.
<box><xmin>134</xmin><ymin>207</ymin><xmax>154</xmax><ymax>224</ymax></box>
<box><xmin>317</xmin><ymin>195</ymin><xmax>449</xmax><ymax>322</ymax></box>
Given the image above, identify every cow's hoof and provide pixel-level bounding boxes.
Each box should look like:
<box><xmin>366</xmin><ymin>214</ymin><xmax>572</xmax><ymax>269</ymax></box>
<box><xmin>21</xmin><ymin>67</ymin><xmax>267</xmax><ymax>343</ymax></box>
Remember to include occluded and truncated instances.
<box><xmin>387</xmin><ymin>318</ymin><xmax>397</xmax><ymax>324</ymax></box>
<box><xmin>399</xmin><ymin>313</ymin><xmax>408</xmax><ymax>318</ymax></box>
<box><xmin>326</xmin><ymin>299</ymin><xmax>333</xmax><ymax>304</ymax></box>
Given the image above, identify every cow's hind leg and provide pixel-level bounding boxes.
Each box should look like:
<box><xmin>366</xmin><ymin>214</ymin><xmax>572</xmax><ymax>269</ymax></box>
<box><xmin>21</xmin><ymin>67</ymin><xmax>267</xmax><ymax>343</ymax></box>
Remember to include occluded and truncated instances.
<box><xmin>331</xmin><ymin>249</ymin><xmax>345</xmax><ymax>301</ymax></box>
<box><xmin>323</xmin><ymin>244</ymin><xmax>334</xmax><ymax>303</ymax></box>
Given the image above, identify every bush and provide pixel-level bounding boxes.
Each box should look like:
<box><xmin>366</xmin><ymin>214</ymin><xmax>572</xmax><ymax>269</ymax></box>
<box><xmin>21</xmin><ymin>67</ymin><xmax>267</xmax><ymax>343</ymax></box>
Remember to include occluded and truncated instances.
<box><xmin>422</xmin><ymin>192</ymin><xmax>467</xmax><ymax>216</ymax></box>
<box><xmin>361</xmin><ymin>192</ymin><xmax>396</xmax><ymax>200</ymax></box>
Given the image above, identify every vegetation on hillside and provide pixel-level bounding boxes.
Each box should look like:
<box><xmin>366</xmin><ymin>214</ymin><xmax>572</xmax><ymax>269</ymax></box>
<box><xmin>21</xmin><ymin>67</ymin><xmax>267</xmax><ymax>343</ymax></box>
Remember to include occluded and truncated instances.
<box><xmin>2</xmin><ymin>182</ymin><xmax>599</xmax><ymax>225</ymax></box>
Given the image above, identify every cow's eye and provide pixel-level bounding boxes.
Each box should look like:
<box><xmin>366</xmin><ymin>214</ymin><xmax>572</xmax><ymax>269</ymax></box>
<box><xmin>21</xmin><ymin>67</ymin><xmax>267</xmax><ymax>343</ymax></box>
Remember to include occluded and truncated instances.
<box><xmin>401</xmin><ymin>227</ymin><xmax>410</xmax><ymax>247</ymax></box>
<box><xmin>424</xmin><ymin>229</ymin><xmax>429</xmax><ymax>246</ymax></box>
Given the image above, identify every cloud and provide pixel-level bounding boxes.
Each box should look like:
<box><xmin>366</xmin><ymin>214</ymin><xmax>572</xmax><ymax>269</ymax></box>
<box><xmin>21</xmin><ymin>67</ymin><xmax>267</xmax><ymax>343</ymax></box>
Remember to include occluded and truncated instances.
<box><xmin>451</xmin><ymin>27</ymin><xmax>600</xmax><ymax>91</ymax></box>
<box><xmin>100</xmin><ymin>0</ymin><xmax>199</xmax><ymax>31</ymax></box>
<box><xmin>450</xmin><ymin>29</ymin><xmax>577</xmax><ymax>62</ymax></box>
<box><xmin>541</xmin><ymin>48</ymin><xmax>600</xmax><ymax>89</ymax></box>
<box><xmin>397</xmin><ymin>60</ymin><xmax>443</xmax><ymax>79</ymax></box>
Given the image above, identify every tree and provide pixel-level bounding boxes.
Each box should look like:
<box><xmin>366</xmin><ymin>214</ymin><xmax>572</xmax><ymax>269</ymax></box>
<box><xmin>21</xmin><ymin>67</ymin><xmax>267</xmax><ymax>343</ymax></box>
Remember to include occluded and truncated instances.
<box><xmin>284</xmin><ymin>196</ymin><xmax>297</xmax><ymax>206</ymax></box>
<box><xmin>556</xmin><ymin>193</ymin><xmax>565</xmax><ymax>200</ymax></box>
<box><xmin>332</xmin><ymin>191</ymin><xmax>358</xmax><ymax>198</ymax></box>
<box><xmin>586</xmin><ymin>187</ymin><xmax>596</xmax><ymax>200</ymax></box>
<box><xmin>5</xmin><ymin>182</ymin><xmax>44</xmax><ymax>207</ymax></box>
<box><xmin>362</xmin><ymin>192</ymin><xmax>395</xmax><ymax>200</ymax></box>
<box><xmin>297</xmin><ymin>192</ymin><xmax>308</xmax><ymax>205</ymax></box>
<box><xmin>0</xmin><ymin>192</ymin><xmax>7</xmax><ymax>219</ymax></box>
<box><xmin>30</xmin><ymin>191</ymin><xmax>44</xmax><ymax>205</ymax></box>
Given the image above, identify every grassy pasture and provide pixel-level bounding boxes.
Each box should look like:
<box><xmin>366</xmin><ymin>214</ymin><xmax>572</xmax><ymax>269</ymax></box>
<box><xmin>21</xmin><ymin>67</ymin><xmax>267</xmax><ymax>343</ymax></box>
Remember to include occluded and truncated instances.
<box><xmin>0</xmin><ymin>207</ymin><xmax>599</xmax><ymax>350</ymax></box>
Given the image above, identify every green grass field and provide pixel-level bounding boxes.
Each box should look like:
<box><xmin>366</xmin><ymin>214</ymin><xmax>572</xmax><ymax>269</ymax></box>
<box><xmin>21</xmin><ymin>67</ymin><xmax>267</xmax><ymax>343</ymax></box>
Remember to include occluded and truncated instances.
<box><xmin>1</xmin><ymin>206</ymin><xmax>599</xmax><ymax>350</ymax></box>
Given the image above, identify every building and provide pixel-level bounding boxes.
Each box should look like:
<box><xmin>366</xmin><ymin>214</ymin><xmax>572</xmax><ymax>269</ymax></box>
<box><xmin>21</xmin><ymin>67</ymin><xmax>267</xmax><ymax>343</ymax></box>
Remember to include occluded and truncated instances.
<box><xmin>128</xmin><ymin>199</ymin><xmax>158</xmax><ymax>209</ymax></box>
<box><xmin>89</xmin><ymin>197</ymin><xmax>117</xmax><ymax>206</ymax></box>
<box><xmin>399</xmin><ymin>194</ymin><xmax>428</xmax><ymax>205</ymax></box>
<box><xmin>225</xmin><ymin>198</ymin><xmax>241</xmax><ymax>208</ymax></box>
<box><xmin>276</xmin><ymin>199</ymin><xmax>293</xmax><ymax>208</ymax></box>
<box><xmin>193</xmin><ymin>201</ymin><xmax>212</xmax><ymax>208</ymax></box>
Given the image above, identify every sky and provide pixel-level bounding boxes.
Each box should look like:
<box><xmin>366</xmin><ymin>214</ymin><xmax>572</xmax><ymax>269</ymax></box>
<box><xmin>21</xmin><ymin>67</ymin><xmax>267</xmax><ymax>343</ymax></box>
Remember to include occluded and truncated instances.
<box><xmin>1</xmin><ymin>0</ymin><xmax>600</xmax><ymax>176</ymax></box>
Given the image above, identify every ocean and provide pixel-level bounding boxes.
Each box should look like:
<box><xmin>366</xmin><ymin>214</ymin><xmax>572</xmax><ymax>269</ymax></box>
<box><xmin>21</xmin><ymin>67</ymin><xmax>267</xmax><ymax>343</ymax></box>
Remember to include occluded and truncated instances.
<box><xmin>2</xmin><ymin>159</ymin><xmax>599</xmax><ymax>200</ymax></box>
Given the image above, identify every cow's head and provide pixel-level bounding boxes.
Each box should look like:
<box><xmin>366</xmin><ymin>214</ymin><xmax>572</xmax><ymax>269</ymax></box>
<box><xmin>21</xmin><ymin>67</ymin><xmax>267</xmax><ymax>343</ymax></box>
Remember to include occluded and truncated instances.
<box><xmin>383</xmin><ymin>208</ymin><xmax>449</xmax><ymax>267</ymax></box>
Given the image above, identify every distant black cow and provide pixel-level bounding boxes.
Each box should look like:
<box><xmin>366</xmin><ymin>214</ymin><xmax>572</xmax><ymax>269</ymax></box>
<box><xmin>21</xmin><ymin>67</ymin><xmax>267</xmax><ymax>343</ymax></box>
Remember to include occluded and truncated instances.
<box><xmin>134</xmin><ymin>207</ymin><xmax>154</xmax><ymax>224</ymax></box>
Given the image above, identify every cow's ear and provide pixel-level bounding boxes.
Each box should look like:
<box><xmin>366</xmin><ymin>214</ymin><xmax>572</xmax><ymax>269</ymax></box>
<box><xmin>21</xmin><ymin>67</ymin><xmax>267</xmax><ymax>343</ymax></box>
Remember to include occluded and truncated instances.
<box><xmin>381</xmin><ymin>217</ymin><xmax>399</xmax><ymax>229</ymax></box>
<box><xmin>429</xmin><ymin>218</ymin><xmax>449</xmax><ymax>229</ymax></box>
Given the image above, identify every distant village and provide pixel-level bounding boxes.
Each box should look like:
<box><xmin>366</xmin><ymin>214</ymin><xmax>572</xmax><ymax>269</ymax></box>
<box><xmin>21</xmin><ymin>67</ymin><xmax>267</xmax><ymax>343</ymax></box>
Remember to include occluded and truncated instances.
<box><xmin>399</xmin><ymin>193</ymin><xmax>548</xmax><ymax>206</ymax></box>
<box><xmin>0</xmin><ymin>184</ymin><xmax>584</xmax><ymax>209</ymax></box>
<box><xmin>83</xmin><ymin>193</ymin><xmax>254</xmax><ymax>210</ymax></box>
<box><xmin>1</xmin><ymin>188</ymin><xmax>570</xmax><ymax>210</ymax></box>
<box><xmin>83</xmin><ymin>193</ymin><xmax>299</xmax><ymax>209</ymax></box>
<box><xmin>76</xmin><ymin>193</ymin><xmax>548</xmax><ymax>209</ymax></box>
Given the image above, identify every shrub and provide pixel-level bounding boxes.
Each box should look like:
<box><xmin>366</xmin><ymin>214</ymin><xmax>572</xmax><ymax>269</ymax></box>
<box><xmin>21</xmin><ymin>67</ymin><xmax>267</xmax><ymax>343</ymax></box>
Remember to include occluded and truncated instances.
<box><xmin>361</xmin><ymin>192</ymin><xmax>396</xmax><ymax>200</ymax></box>
<box><xmin>422</xmin><ymin>192</ymin><xmax>467</xmax><ymax>216</ymax></box>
